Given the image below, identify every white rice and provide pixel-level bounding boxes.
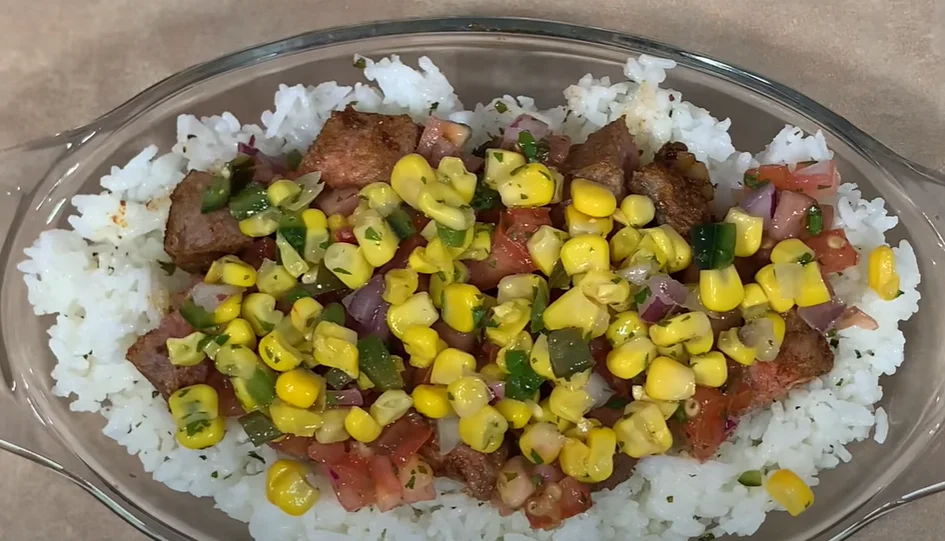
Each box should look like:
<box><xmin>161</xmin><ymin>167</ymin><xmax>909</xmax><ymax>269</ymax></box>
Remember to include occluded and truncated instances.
<box><xmin>17</xmin><ymin>54</ymin><xmax>920</xmax><ymax>541</ymax></box>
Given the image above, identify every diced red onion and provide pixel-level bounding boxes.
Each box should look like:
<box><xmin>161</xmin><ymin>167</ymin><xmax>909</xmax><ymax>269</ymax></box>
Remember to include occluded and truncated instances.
<box><xmin>797</xmin><ymin>298</ymin><xmax>847</xmax><ymax>332</ymax></box>
<box><xmin>314</xmin><ymin>187</ymin><xmax>361</xmax><ymax>217</ymax></box>
<box><xmin>835</xmin><ymin>306</ymin><xmax>879</xmax><ymax>331</ymax></box>
<box><xmin>326</xmin><ymin>389</ymin><xmax>364</xmax><ymax>407</ymax></box>
<box><xmin>416</xmin><ymin>117</ymin><xmax>472</xmax><ymax>168</ymax></box>
<box><xmin>770</xmin><ymin>190</ymin><xmax>815</xmax><ymax>240</ymax></box>
<box><xmin>487</xmin><ymin>381</ymin><xmax>506</xmax><ymax>403</ymax></box>
<box><xmin>237</xmin><ymin>138</ymin><xmax>259</xmax><ymax>156</ymax></box>
<box><xmin>585</xmin><ymin>372</ymin><xmax>615</xmax><ymax>408</ymax></box>
<box><xmin>724</xmin><ymin>418</ymin><xmax>739</xmax><ymax>437</ymax></box>
<box><xmin>740</xmin><ymin>182</ymin><xmax>776</xmax><ymax>229</ymax></box>
<box><xmin>639</xmin><ymin>274</ymin><xmax>688</xmax><ymax>323</ymax></box>
<box><xmin>190</xmin><ymin>283</ymin><xmax>241</xmax><ymax>312</ymax></box>
<box><xmin>436</xmin><ymin>417</ymin><xmax>461</xmax><ymax>455</ymax></box>
<box><xmin>501</xmin><ymin>114</ymin><xmax>550</xmax><ymax>150</ymax></box>
<box><xmin>251</xmin><ymin>151</ymin><xmax>292</xmax><ymax>185</ymax></box>
<box><xmin>342</xmin><ymin>275</ymin><xmax>390</xmax><ymax>340</ymax></box>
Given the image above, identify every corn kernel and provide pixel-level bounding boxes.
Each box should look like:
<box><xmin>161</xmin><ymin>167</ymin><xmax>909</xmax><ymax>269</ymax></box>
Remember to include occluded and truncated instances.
<box><xmin>766</xmin><ymin>469</ymin><xmax>815</xmax><ymax>516</ymax></box>
<box><xmin>259</xmin><ymin>331</ymin><xmax>304</xmax><ymax>372</ymax></box>
<box><xmin>724</xmin><ymin>207</ymin><xmax>764</xmax><ymax>257</ymax></box>
<box><xmin>386</xmin><ymin>292</ymin><xmax>439</xmax><ymax>339</ymax></box>
<box><xmin>352</xmin><ymin>209</ymin><xmax>400</xmax><ymax>267</ymax></box>
<box><xmin>402</xmin><ymin>326</ymin><xmax>443</xmax><ymax>367</ymax></box>
<box><xmin>418</xmin><ymin>183</ymin><xmax>474</xmax><ymax>231</ymax></box>
<box><xmin>358</xmin><ymin>182</ymin><xmax>403</xmax><ymax>217</ymax></box>
<box><xmin>868</xmin><ymin>245</ymin><xmax>900</xmax><ymax>301</ymax></box>
<box><xmin>344</xmin><ymin>406</ymin><xmax>383</xmax><ymax>443</ymax></box>
<box><xmin>436</xmin><ymin>157</ymin><xmax>477</xmax><ymax>203</ymax></box>
<box><xmin>496</xmin><ymin>273</ymin><xmax>545</xmax><ymax>304</ymax></box>
<box><xmin>480</xmin><ymin>362</ymin><xmax>505</xmax><ymax>381</ymax></box>
<box><xmin>167</xmin><ymin>332</ymin><xmax>208</xmax><ymax>367</ymax></box>
<box><xmin>585</xmin><ymin>427</ymin><xmax>618</xmax><ymax>482</ymax></box>
<box><xmin>718</xmin><ymin>327</ymin><xmax>756</xmax><ymax>366</ymax></box>
<box><xmin>689</xmin><ymin>351</ymin><xmax>728</xmax><ymax>387</ymax></box>
<box><xmin>526</xmin><ymin>225</ymin><xmax>568</xmax><ymax>276</ymax></box>
<box><xmin>520</xmin><ymin>422</ymin><xmax>566</xmax><ymax>464</ymax></box>
<box><xmin>411</xmin><ymin>384</ymin><xmax>452</xmax><ymax>419</ymax></box>
<box><xmin>740</xmin><ymin>283</ymin><xmax>770</xmax><ymax>320</ymax></box>
<box><xmin>370</xmin><ymin>389</ymin><xmax>413</xmax><ymax>426</ymax></box>
<box><xmin>484</xmin><ymin>149</ymin><xmax>527</xmax><ymax>188</ymax></box>
<box><xmin>485</xmin><ymin>298</ymin><xmax>531</xmax><ymax>347</ymax></box>
<box><xmin>764</xmin><ymin>311</ymin><xmax>786</xmax><ymax>346</ymax></box>
<box><xmin>607</xmin><ymin>336</ymin><xmax>656</xmax><ymax>379</ymax></box>
<box><xmin>613</xmin><ymin>401</ymin><xmax>672</xmax><ymax>458</ymax></box>
<box><xmin>176</xmin><ymin>416</ymin><xmax>226</xmax><ymax>450</ymax></box>
<box><xmin>645</xmin><ymin>356</ymin><xmax>696</xmax><ymax>401</ymax></box>
<box><xmin>565</xmin><ymin>204</ymin><xmax>614</xmax><ymax>237</ymax></box>
<box><xmin>699</xmin><ymin>265</ymin><xmax>745</xmax><ymax>312</ymax></box>
<box><xmin>214</xmin><ymin>256</ymin><xmax>257</xmax><ymax>288</ymax></box>
<box><xmin>390</xmin><ymin>154</ymin><xmax>437</xmax><ymax>209</ymax></box>
<box><xmin>559</xmin><ymin>437</ymin><xmax>590</xmax><ymax>480</ymax></box>
<box><xmin>494</xmin><ymin>398</ymin><xmax>532</xmax><ymax>429</ymax></box>
<box><xmin>275</xmin><ymin>368</ymin><xmax>324</xmax><ymax>409</ymax></box>
<box><xmin>571</xmin><ymin>178</ymin><xmax>617</xmax><ymax>218</ymax></box>
<box><xmin>266</xmin><ymin>459</ymin><xmax>319</xmax><ymax>516</ymax></box>
<box><xmin>313</xmin><ymin>334</ymin><xmax>359</xmax><ymax>378</ymax></box>
<box><xmin>560</xmin><ymin>234</ymin><xmax>610</xmax><ymax>275</ymax></box>
<box><xmin>618</xmin><ymin>194</ymin><xmax>656</xmax><ymax>227</ymax></box>
<box><xmin>270</xmin><ymin>398</ymin><xmax>323</xmax><ymax>437</ymax></box>
<box><xmin>796</xmin><ymin>262</ymin><xmax>831</xmax><ymax>307</ymax></box>
<box><xmin>289</xmin><ymin>297</ymin><xmax>323</xmax><ymax>334</ymax></box>
<box><xmin>458</xmin><ymin>405</ymin><xmax>508</xmax><ymax>453</ymax></box>
<box><xmin>430</xmin><ymin>348</ymin><xmax>476</xmax><ymax>385</ymax></box>
<box><xmin>548</xmin><ymin>385</ymin><xmax>594</xmax><ymax>423</ymax></box>
<box><xmin>223</xmin><ymin>318</ymin><xmax>257</xmax><ymax>349</ymax></box>
<box><xmin>441</xmin><ymin>283</ymin><xmax>485</xmax><ymax>333</ymax></box>
<box><xmin>326</xmin><ymin>213</ymin><xmax>347</xmax><ymax>233</ymax></box>
<box><xmin>447</xmin><ymin>376</ymin><xmax>492</xmax><ymax>418</ymax></box>
<box><xmin>606</xmin><ymin>311</ymin><xmax>649</xmax><ymax>347</ymax></box>
<box><xmin>755</xmin><ymin>264</ymin><xmax>796</xmax><ymax>313</ymax></box>
<box><xmin>497</xmin><ymin>163</ymin><xmax>556</xmax><ymax>208</ymax></box>
<box><xmin>574</xmin><ymin>270</ymin><xmax>630</xmax><ymax>306</ymax></box>
<box><xmin>323</xmin><ymin>243</ymin><xmax>374</xmax><ymax>289</ymax></box>
<box><xmin>542</xmin><ymin>286</ymin><xmax>610</xmax><ymax>339</ymax></box>
<box><xmin>648</xmin><ymin>311</ymin><xmax>713</xmax><ymax>350</ymax></box>
<box><xmin>458</xmin><ymin>223</ymin><xmax>494</xmax><ymax>262</ymax></box>
<box><xmin>771</xmin><ymin>238</ymin><xmax>816</xmax><ymax>265</ymax></box>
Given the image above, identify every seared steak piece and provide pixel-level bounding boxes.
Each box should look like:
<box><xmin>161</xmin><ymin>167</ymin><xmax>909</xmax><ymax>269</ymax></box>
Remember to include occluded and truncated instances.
<box><xmin>126</xmin><ymin>311</ymin><xmax>210</xmax><ymax>398</ymax></box>
<box><xmin>420</xmin><ymin>442</ymin><xmax>509</xmax><ymax>500</ymax></box>
<box><xmin>726</xmin><ymin>309</ymin><xmax>835</xmax><ymax>416</ymax></box>
<box><xmin>164</xmin><ymin>171</ymin><xmax>252</xmax><ymax>274</ymax></box>
<box><xmin>629</xmin><ymin>142</ymin><xmax>713</xmax><ymax>238</ymax></box>
<box><xmin>563</xmin><ymin>117</ymin><xmax>640</xmax><ymax>200</ymax></box>
<box><xmin>297</xmin><ymin>107</ymin><xmax>421</xmax><ymax>189</ymax></box>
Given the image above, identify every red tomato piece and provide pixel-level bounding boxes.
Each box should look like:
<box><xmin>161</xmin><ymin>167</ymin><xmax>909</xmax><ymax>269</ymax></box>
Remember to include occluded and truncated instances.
<box><xmin>467</xmin><ymin>208</ymin><xmax>552</xmax><ymax>290</ymax></box>
<box><xmin>372</xmin><ymin>412</ymin><xmax>435</xmax><ymax>465</ymax></box>
<box><xmin>681</xmin><ymin>386</ymin><xmax>729</xmax><ymax>461</ymax></box>
<box><xmin>745</xmin><ymin>160</ymin><xmax>839</xmax><ymax>199</ymax></box>
<box><xmin>333</xmin><ymin>226</ymin><xmax>357</xmax><ymax>244</ymax></box>
<box><xmin>306</xmin><ymin>440</ymin><xmax>348</xmax><ymax>465</ymax></box>
<box><xmin>557</xmin><ymin>477</ymin><xmax>593</xmax><ymax>520</ymax></box>
<box><xmin>804</xmin><ymin>228</ymin><xmax>859</xmax><ymax>274</ymax></box>
<box><xmin>397</xmin><ymin>454</ymin><xmax>437</xmax><ymax>503</ymax></box>
<box><xmin>322</xmin><ymin>455</ymin><xmax>377</xmax><ymax>512</ymax></box>
<box><xmin>370</xmin><ymin>455</ymin><xmax>404</xmax><ymax>511</ymax></box>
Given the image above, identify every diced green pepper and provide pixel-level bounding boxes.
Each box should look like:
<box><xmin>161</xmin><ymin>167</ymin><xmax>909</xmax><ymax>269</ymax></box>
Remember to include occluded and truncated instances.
<box><xmin>737</xmin><ymin>470</ymin><xmax>763</xmax><ymax>487</ymax></box>
<box><xmin>201</xmin><ymin>172</ymin><xmax>231</xmax><ymax>213</ymax></box>
<box><xmin>437</xmin><ymin>223</ymin><xmax>468</xmax><ymax>248</ymax></box>
<box><xmin>301</xmin><ymin>262</ymin><xmax>349</xmax><ymax>297</ymax></box>
<box><xmin>548</xmin><ymin>260</ymin><xmax>570</xmax><ymax>290</ymax></box>
<box><xmin>238</xmin><ymin>410</ymin><xmax>284</xmax><ymax>446</ymax></box>
<box><xmin>229</xmin><ymin>182</ymin><xmax>272</xmax><ymax>220</ymax></box>
<box><xmin>807</xmin><ymin>205</ymin><xmax>824</xmax><ymax>236</ymax></box>
<box><xmin>530</xmin><ymin>281</ymin><xmax>550</xmax><ymax>334</ymax></box>
<box><xmin>691</xmin><ymin>222</ymin><xmax>737</xmax><ymax>270</ymax></box>
<box><xmin>319</xmin><ymin>303</ymin><xmax>346</xmax><ymax>326</ymax></box>
<box><xmin>504</xmin><ymin>349</ymin><xmax>544</xmax><ymax>401</ymax></box>
<box><xmin>547</xmin><ymin>328</ymin><xmax>594</xmax><ymax>379</ymax></box>
<box><xmin>386</xmin><ymin>206</ymin><xmax>417</xmax><ymax>241</ymax></box>
<box><xmin>278</xmin><ymin>213</ymin><xmax>307</xmax><ymax>255</ymax></box>
<box><xmin>324</xmin><ymin>368</ymin><xmax>354</xmax><ymax>390</ymax></box>
<box><xmin>357</xmin><ymin>336</ymin><xmax>403</xmax><ymax>391</ymax></box>
<box><xmin>470</xmin><ymin>182</ymin><xmax>501</xmax><ymax>211</ymax></box>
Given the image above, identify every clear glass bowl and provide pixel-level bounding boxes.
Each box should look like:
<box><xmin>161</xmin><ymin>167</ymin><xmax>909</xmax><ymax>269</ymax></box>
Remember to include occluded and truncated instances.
<box><xmin>1</xmin><ymin>17</ymin><xmax>944</xmax><ymax>541</ymax></box>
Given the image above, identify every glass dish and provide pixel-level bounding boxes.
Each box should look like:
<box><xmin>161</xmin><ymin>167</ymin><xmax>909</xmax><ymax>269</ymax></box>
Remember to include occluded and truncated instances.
<box><xmin>1</xmin><ymin>16</ymin><xmax>944</xmax><ymax>541</ymax></box>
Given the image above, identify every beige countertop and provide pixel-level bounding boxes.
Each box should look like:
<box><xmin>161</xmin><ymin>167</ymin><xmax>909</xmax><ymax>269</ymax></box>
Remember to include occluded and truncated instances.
<box><xmin>1</xmin><ymin>1</ymin><xmax>943</xmax><ymax>540</ymax></box>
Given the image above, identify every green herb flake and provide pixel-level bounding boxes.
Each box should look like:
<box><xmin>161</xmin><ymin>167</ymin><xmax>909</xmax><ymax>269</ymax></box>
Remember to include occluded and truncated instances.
<box><xmin>429</xmin><ymin>102</ymin><xmax>439</xmax><ymax>114</ymax></box>
<box><xmin>158</xmin><ymin>261</ymin><xmax>176</xmax><ymax>276</ymax></box>
<box><xmin>807</xmin><ymin>205</ymin><xmax>824</xmax><ymax>236</ymax></box>
<box><xmin>248</xmin><ymin>451</ymin><xmax>265</xmax><ymax>464</ymax></box>
<box><xmin>896</xmin><ymin>289</ymin><xmax>905</xmax><ymax>298</ymax></box>
<box><xmin>211</xmin><ymin>471</ymin><xmax>219</xmax><ymax>479</ymax></box>
<box><xmin>796</xmin><ymin>252</ymin><xmax>815</xmax><ymax>265</ymax></box>
<box><xmin>530</xmin><ymin>450</ymin><xmax>544</xmax><ymax>464</ymax></box>
<box><xmin>666</xmin><ymin>496</ymin><xmax>674</xmax><ymax>503</ymax></box>
<box><xmin>472</xmin><ymin>304</ymin><xmax>489</xmax><ymax>330</ymax></box>
<box><xmin>405</xmin><ymin>476</ymin><xmax>416</xmax><ymax>490</ymax></box>
<box><xmin>495</xmin><ymin>152</ymin><xmax>505</xmax><ymax>163</ymax></box>
<box><xmin>185</xmin><ymin>419</ymin><xmax>211</xmax><ymax>436</ymax></box>
<box><xmin>743</xmin><ymin>172</ymin><xmax>769</xmax><ymax>190</ymax></box>
<box><xmin>364</xmin><ymin>226</ymin><xmax>382</xmax><ymax>243</ymax></box>
<box><xmin>333</xmin><ymin>267</ymin><xmax>352</xmax><ymax>275</ymax></box>
<box><xmin>495</xmin><ymin>101</ymin><xmax>508</xmax><ymax>113</ymax></box>
<box><xmin>504</xmin><ymin>472</ymin><xmax>519</xmax><ymax>482</ymax></box>
<box><xmin>353</xmin><ymin>57</ymin><xmax>367</xmax><ymax>69</ymax></box>
<box><xmin>634</xmin><ymin>286</ymin><xmax>651</xmax><ymax>306</ymax></box>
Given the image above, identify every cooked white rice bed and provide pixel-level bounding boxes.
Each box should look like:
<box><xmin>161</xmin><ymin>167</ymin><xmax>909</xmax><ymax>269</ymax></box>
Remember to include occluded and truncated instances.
<box><xmin>18</xmin><ymin>54</ymin><xmax>920</xmax><ymax>541</ymax></box>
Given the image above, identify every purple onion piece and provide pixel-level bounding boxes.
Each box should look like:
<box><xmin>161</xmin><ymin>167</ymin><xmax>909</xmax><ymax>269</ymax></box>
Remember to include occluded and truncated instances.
<box><xmin>739</xmin><ymin>181</ymin><xmax>775</xmax><ymax>229</ymax></box>
<box><xmin>342</xmin><ymin>275</ymin><xmax>390</xmax><ymax>340</ymax></box>
<box><xmin>797</xmin><ymin>298</ymin><xmax>847</xmax><ymax>333</ymax></box>
<box><xmin>326</xmin><ymin>389</ymin><xmax>364</xmax><ymax>407</ymax></box>
<box><xmin>487</xmin><ymin>380</ymin><xmax>506</xmax><ymax>403</ymax></box>
<box><xmin>500</xmin><ymin>114</ymin><xmax>550</xmax><ymax>149</ymax></box>
<box><xmin>237</xmin><ymin>139</ymin><xmax>259</xmax><ymax>156</ymax></box>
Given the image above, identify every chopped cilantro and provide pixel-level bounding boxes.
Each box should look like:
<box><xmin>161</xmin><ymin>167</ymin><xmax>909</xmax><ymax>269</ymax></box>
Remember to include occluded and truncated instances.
<box><xmin>364</xmin><ymin>226</ymin><xmax>382</xmax><ymax>243</ymax></box>
<box><xmin>429</xmin><ymin>102</ymin><xmax>439</xmax><ymax>114</ymax></box>
<box><xmin>332</xmin><ymin>267</ymin><xmax>352</xmax><ymax>275</ymax></box>
<box><xmin>494</xmin><ymin>151</ymin><xmax>504</xmax><ymax>163</ymax></box>
<box><xmin>634</xmin><ymin>286</ymin><xmax>651</xmax><ymax>306</ymax></box>
<box><xmin>353</xmin><ymin>57</ymin><xmax>367</xmax><ymax>69</ymax></box>
<box><xmin>743</xmin><ymin>172</ymin><xmax>769</xmax><ymax>190</ymax></box>
<box><xmin>158</xmin><ymin>261</ymin><xmax>176</xmax><ymax>276</ymax></box>
<box><xmin>405</xmin><ymin>475</ymin><xmax>416</xmax><ymax>490</ymax></box>
<box><xmin>248</xmin><ymin>451</ymin><xmax>265</xmax><ymax>464</ymax></box>
<box><xmin>530</xmin><ymin>450</ymin><xmax>544</xmax><ymax>464</ymax></box>
<box><xmin>796</xmin><ymin>252</ymin><xmax>815</xmax><ymax>265</ymax></box>
<box><xmin>494</xmin><ymin>101</ymin><xmax>508</xmax><ymax>113</ymax></box>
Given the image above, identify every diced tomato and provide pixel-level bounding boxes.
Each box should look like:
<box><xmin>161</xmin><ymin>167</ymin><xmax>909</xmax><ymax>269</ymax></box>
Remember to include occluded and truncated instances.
<box><xmin>469</xmin><ymin>209</ymin><xmax>552</xmax><ymax>290</ymax></box>
<box><xmin>524</xmin><ymin>477</ymin><xmax>592</xmax><ymax>530</ymax></box>
<box><xmin>745</xmin><ymin>160</ymin><xmax>839</xmax><ymax>199</ymax></box>
<box><xmin>236</xmin><ymin>238</ymin><xmax>277</xmax><ymax>270</ymax></box>
<box><xmin>804</xmin><ymin>228</ymin><xmax>859</xmax><ymax>274</ymax></box>
<box><xmin>333</xmin><ymin>226</ymin><xmax>357</xmax><ymax>244</ymax></box>
<box><xmin>370</xmin><ymin>455</ymin><xmax>404</xmax><ymax>511</ymax></box>
<box><xmin>306</xmin><ymin>440</ymin><xmax>348</xmax><ymax>465</ymax></box>
<box><xmin>322</xmin><ymin>454</ymin><xmax>377</xmax><ymax>512</ymax></box>
<box><xmin>379</xmin><ymin>234</ymin><xmax>427</xmax><ymax>274</ymax></box>
<box><xmin>558</xmin><ymin>477</ymin><xmax>593</xmax><ymax>520</ymax></box>
<box><xmin>205</xmin><ymin>370</ymin><xmax>243</xmax><ymax>417</ymax></box>
<box><xmin>680</xmin><ymin>386</ymin><xmax>729</xmax><ymax>461</ymax></box>
<box><xmin>397</xmin><ymin>454</ymin><xmax>437</xmax><ymax>503</ymax></box>
<box><xmin>268</xmin><ymin>435</ymin><xmax>314</xmax><ymax>460</ymax></box>
<box><xmin>372</xmin><ymin>412</ymin><xmax>434</xmax><ymax>465</ymax></box>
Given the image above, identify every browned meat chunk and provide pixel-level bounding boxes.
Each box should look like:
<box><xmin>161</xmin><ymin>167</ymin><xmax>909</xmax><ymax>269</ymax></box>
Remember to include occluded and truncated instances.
<box><xmin>298</xmin><ymin>107</ymin><xmax>421</xmax><ymax>189</ymax></box>
<box><xmin>629</xmin><ymin>142</ymin><xmax>713</xmax><ymax>238</ymax></box>
<box><xmin>726</xmin><ymin>309</ymin><xmax>834</xmax><ymax>416</ymax></box>
<box><xmin>126</xmin><ymin>311</ymin><xmax>210</xmax><ymax>398</ymax></box>
<box><xmin>420</xmin><ymin>442</ymin><xmax>509</xmax><ymax>500</ymax></box>
<box><xmin>164</xmin><ymin>171</ymin><xmax>252</xmax><ymax>274</ymax></box>
<box><xmin>563</xmin><ymin>117</ymin><xmax>640</xmax><ymax>199</ymax></box>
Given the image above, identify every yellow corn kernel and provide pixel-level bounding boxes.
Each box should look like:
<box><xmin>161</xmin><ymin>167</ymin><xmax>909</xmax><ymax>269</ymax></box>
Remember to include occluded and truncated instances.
<box><xmin>495</xmin><ymin>163</ymin><xmax>556</xmax><ymax>208</ymax></box>
<box><xmin>494</xmin><ymin>398</ymin><xmax>532</xmax><ymax>429</ymax></box>
<box><xmin>689</xmin><ymin>351</ymin><xmax>728</xmax><ymax>387</ymax></box>
<box><xmin>522</xmin><ymin>333</ymin><xmax>551</xmax><ymax>379</ymax></box>
<box><xmin>548</xmin><ymin>385</ymin><xmax>594</xmax><ymax>423</ymax></box>
<box><xmin>289</xmin><ymin>297</ymin><xmax>323</xmax><ymax>334</ymax></box>
<box><xmin>215</xmin><ymin>256</ymin><xmax>257</xmax><ymax>288</ymax></box>
<box><xmin>771</xmin><ymin>238</ymin><xmax>816</xmax><ymax>265</ymax></box>
<box><xmin>574</xmin><ymin>270</ymin><xmax>630</xmax><ymax>306</ymax></box>
<box><xmin>269</xmin><ymin>398</ymin><xmax>324</xmax><ymax>437</ymax></box>
<box><xmin>478</xmin><ymin>363</ymin><xmax>504</xmax><ymax>381</ymax></box>
<box><xmin>313</xmin><ymin>335</ymin><xmax>359</xmax><ymax>378</ymax></box>
<box><xmin>559</xmin><ymin>437</ymin><xmax>590</xmax><ymax>480</ymax></box>
<box><xmin>724</xmin><ymin>207</ymin><xmax>764</xmax><ymax>257</ymax></box>
<box><xmin>610</xmin><ymin>226</ymin><xmax>643</xmax><ymax>263</ymax></box>
<box><xmin>458</xmin><ymin>405</ymin><xmax>508</xmax><ymax>453</ymax></box>
<box><xmin>618</xmin><ymin>194</ymin><xmax>656</xmax><ymax>227</ymax></box>
<box><xmin>485</xmin><ymin>298</ymin><xmax>531</xmax><ymax>347</ymax></box>
<box><xmin>560</xmin><ymin>234</ymin><xmax>610</xmax><ymax>275</ymax></box>
<box><xmin>256</xmin><ymin>259</ymin><xmax>297</xmax><ymax>297</ymax></box>
<box><xmin>868</xmin><ymin>245</ymin><xmax>900</xmax><ymax>301</ymax></box>
<box><xmin>241</xmin><ymin>292</ymin><xmax>283</xmax><ymax>336</ymax></box>
<box><xmin>645</xmin><ymin>356</ymin><xmax>696</xmax><ymax>401</ymax></box>
<box><xmin>390</xmin><ymin>153</ymin><xmax>437</xmax><ymax>209</ymax></box>
<box><xmin>441</xmin><ymin>283</ymin><xmax>484</xmax><ymax>333</ymax></box>
<box><xmin>430</xmin><ymin>348</ymin><xmax>476</xmax><ymax>385</ymax></box>
<box><xmin>496</xmin><ymin>273</ymin><xmax>544</xmax><ymax>304</ymax></box>
<box><xmin>358</xmin><ymin>182</ymin><xmax>402</xmax><ymax>217</ymax></box>
<box><xmin>166</xmin><ymin>332</ymin><xmax>208</xmax><ymax>367</ymax></box>
<box><xmin>411</xmin><ymin>384</ymin><xmax>452</xmax><ymax>419</ymax></box>
<box><xmin>764</xmin><ymin>311</ymin><xmax>786</xmax><ymax>346</ymax></box>
<box><xmin>414</xmin><ymin>237</ymin><xmax>455</xmax><ymax>275</ymax></box>
<box><xmin>383</xmin><ymin>269</ymin><xmax>419</xmax><ymax>305</ymax></box>
<box><xmin>649</xmin><ymin>311</ymin><xmax>713</xmax><ymax>349</ymax></box>
<box><xmin>406</xmin><ymin>246</ymin><xmax>438</xmax><ymax>276</ymax></box>
<box><xmin>796</xmin><ymin>262</ymin><xmax>831</xmax><ymax>307</ymax></box>
<box><xmin>606</xmin><ymin>311</ymin><xmax>649</xmax><ymax>347</ymax></box>
<box><xmin>266</xmin><ymin>459</ymin><xmax>319</xmax><ymax>516</ymax></box>
<box><xmin>351</xmin><ymin>209</ymin><xmax>400</xmax><ymax>267</ymax></box>
<box><xmin>537</xmin><ymin>398</ymin><xmax>571</xmax><ymax>431</ymax></box>
<box><xmin>565</xmin><ymin>204</ymin><xmax>614</xmax><ymax>237</ymax></box>
<box><xmin>659</xmin><ymin>225</ymin><xmax>693</xmax><ymax>273</ymax></box>
<box><xmin>766</xmin><ymin>469</ymin><xmax>815</xmax><ymax>516</ymax></box>
<box><xmin>386</xmin><ymin>292</ymin><xmax>439</xmax><ymax>339</ymax></box>
<box><xmin>699</xmin><ymin>265</ymin><xmax>745</xmax><ymax>312</ymax></box>
<box><xmin>458</xmin><ymin>223</ymin><xmax>494</xmax><ymax>261</ymax></box>
<box><xmin>402</xmin><ymin>326</ymin><xmax>443</xmax><ymax>367</ymax></box>
<box><xmin>168</xmin><ymin>384</ymin><xmax>219</xmax><ymax>427</ymax></box>
<box><xmin>755</xmin><ymin>264</ymin><xmax>796</xmax><ymax>313</ymax></box>
<box><xmin>656</xmin><ymin>343</ymin><xmax>690</xmax><ymax>363</ymax></box>
<box><xmin>571</xmin><ymin>178</ymin><xmax>617</xmax><ymax>218</ymax></box>
<box><xmin>323</xmin><ymin>242</ymin><xmax>374</xmax><ymax>289</ymax></box>
<box><xmin>369</xmin><ymin>389</ymin><xmax>413</xmax><ymax>427</ymax></box>
<box><xmin>222</xmin><ymin>318</ymin><xmax>257</xmax><ymax>349</ymax></box>
<box><xmin>344</xmin><ymin>406</ymin><xmax>383</xmax><ymax>443</ymax></box>
<box><xmin>520</xmin><ymin>422</ymin><xmax>566</xmax><ymax>464</ymax></box>
<box><xmin>417</xmin><ymin>183</ymin><xmax>474</xmax><ymax>231</ymax></box>
<box><xmin>526</xmin><ymin>225</ymin><xmax>568</xmax><ymax>276</ymax></box>
<box><xmin>740</xmin><ymin>283</ymin><xmax>770</xmax><ymax>320</ymax></box>
<box><xmin>275</xmin><ymin>368</ymin><xmax>323</xmax><ymax>409</ymax></box>
<box><xmin>483</xmin><ymin>149</ymin><xmax>527</xmax><ymax>187</ymax></box>
<box><xmin>581</xmin><ymin>427</ymin><xmax>618</xmax><ymax>483</ymax></box>
<box><xmin>447</xmin><ymin>376</ymin><xmax>492</xmax><ymax>418</ymax></box>
<box><xmin>434</xmin><ymin>157</ymin><xmax>476</xmax><ymax>203</ymax></box>
<box><xmin>327</xmin><ymin>213</ymin><xmax>347</xmax><ymax>234</ymax></box>
<box><xmin>302</xmin><ymin>208</ymin><xmax>328</xmax><ymax>230</ymax></box>
<box><xmin>613</xmin><ymin>402</ymin><xmax>672</xmax><ymax>458</ymax></box>
<box><xmin>718</xmin><ymin>327</ymin><xmax>756</xmax><ymax>366</ymax></box>
<box><xmin>259</xmin><ymin>331</ymin><xmax>303</xmax><ymax>372</ymax></box>
<box><xmin>313</xmin><ymin>408</ymin><xmax>349</xmax><ymax>444</ymax></box>
<box><xmin>176</xmin><ymin>416</ymin><xmax>226</xmax><ymax>450</ymax></box>
<box><xmin>542</xmin><ymin>286</ymin><xmax>610</xmax><ymax>339</ymax></box>
<box><xmin>314</xmin><ymin>321</ymin><xmax>357</xmax><ymax>344</ymax></box>
<box><xmin>607</xmin><ymin>336</ymin><xmax>656</xmax><ymax>379</ymax></box>
<box><xmin>356</xmin><ymin>371</ymin><xmax>375</xmax><ymax>391</ymax></box>
<box><xmin>239</xmin><ymin>212</ymin><xmax>280</xmax><ymax>237</ymax></box>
